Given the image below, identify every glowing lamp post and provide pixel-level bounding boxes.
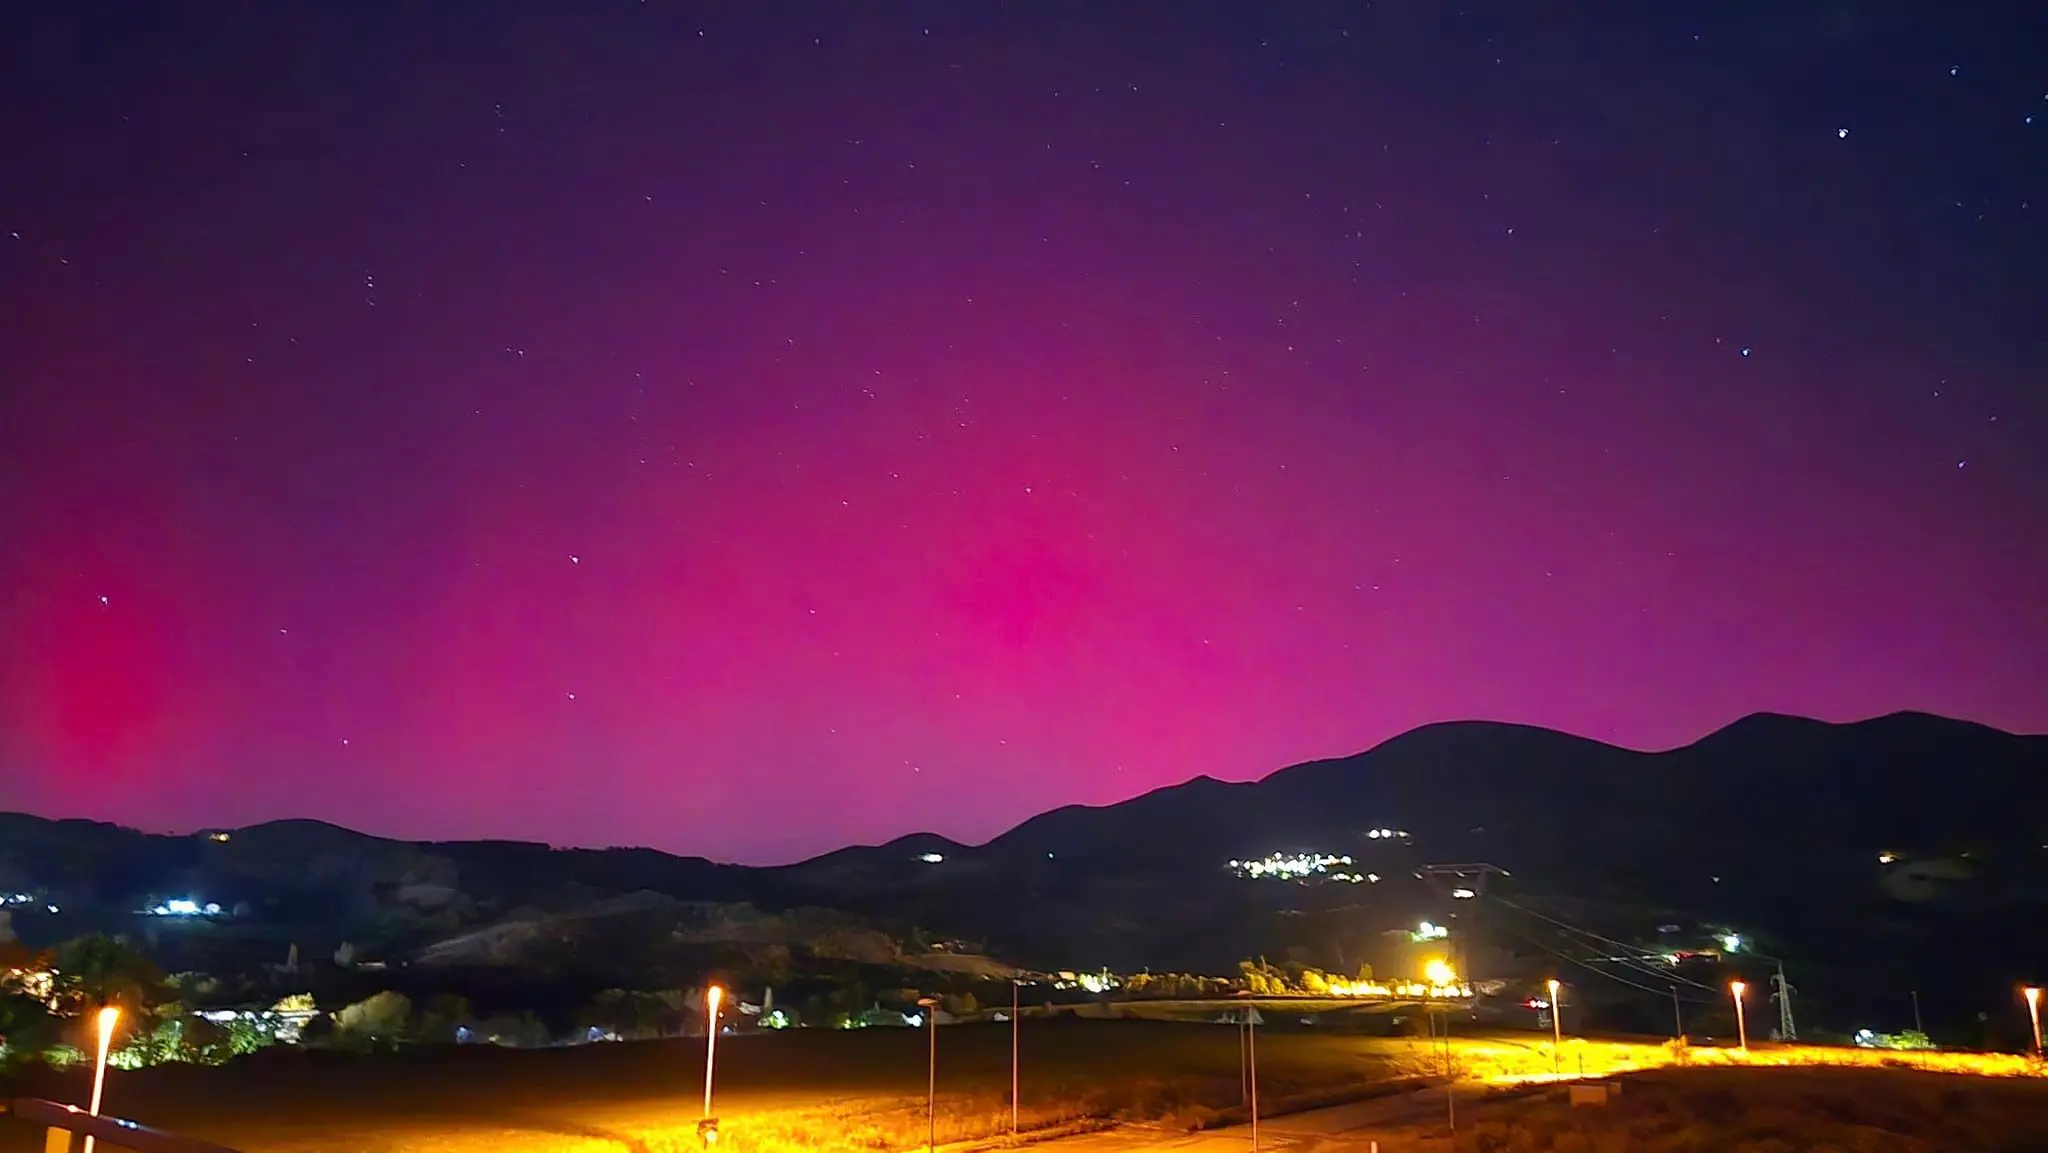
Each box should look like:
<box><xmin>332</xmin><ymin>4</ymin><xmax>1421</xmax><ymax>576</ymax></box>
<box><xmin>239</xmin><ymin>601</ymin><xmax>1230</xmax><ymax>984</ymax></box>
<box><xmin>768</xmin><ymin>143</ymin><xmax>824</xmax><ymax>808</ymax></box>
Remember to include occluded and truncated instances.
<box><xmin>1546</xmin><ymin>979</ymin><xmax>1563</xmax><ymax>1074</ymax></box>
<box><xmin>81</xmin><ymin>1005</ymin><xmax>121</xmax><ymax>1153</ymax></box>
<box><xmin>1729</xmin><ymin>981</ymin><xmax>1749</xmax><ymax>1052</ymax></box>
<box><xmin>2024</xmin><ymin>987</ymin><xmax>2043</xmax><ymax>1056</ymax></box>
<box><xmin>698</xmin><ymin>985</ymin><xmax>723</xmax><ymax>1148</ymax></box>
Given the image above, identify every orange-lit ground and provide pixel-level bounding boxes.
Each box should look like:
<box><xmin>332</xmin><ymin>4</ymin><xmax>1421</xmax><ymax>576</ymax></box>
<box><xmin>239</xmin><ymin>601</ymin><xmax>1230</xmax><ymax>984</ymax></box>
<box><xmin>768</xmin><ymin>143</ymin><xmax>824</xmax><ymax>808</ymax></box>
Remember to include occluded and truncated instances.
<box><xmin>1438</xmin><ymin>1032</ymin><xmax>2046</xmax><ymax>1083</ymax></box>
<box><xmin>1</xmin><ymin>1022</ymin><xmax>2040</xmax><ymax>1153</ymax></box>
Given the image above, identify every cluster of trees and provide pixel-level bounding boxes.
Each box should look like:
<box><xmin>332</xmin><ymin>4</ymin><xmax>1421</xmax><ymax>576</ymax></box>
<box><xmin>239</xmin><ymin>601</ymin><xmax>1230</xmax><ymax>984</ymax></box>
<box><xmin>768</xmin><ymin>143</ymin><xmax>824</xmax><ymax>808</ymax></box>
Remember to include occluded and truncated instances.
<box><xmin>1</xmin><ymin>935</ymin><xmax>299</xmax><ymax>1070</ymax></box>
<box><xmin>4</xmin><ymin>927</ymin><xmax>1022</xmax><ymax>1071</ymax></box>
<box><xmin>1236</xmin><ymin>958</ymin><xmax>1375</xmax><ymax>996</ymax></box>
<box><xmin>1106</xmin><ymin>960</ymin><xmax>1384</xmax><ymax>1001</ymax></box>
<box><xmin>1118</xmin><ymin>972</ymin><xmax>1238</xmax><ymax>999</ymax></box>
<box><xmin>301</xmin><ymin>990</ymin><xmax>488</xmax><ymax>1051</ymax></box>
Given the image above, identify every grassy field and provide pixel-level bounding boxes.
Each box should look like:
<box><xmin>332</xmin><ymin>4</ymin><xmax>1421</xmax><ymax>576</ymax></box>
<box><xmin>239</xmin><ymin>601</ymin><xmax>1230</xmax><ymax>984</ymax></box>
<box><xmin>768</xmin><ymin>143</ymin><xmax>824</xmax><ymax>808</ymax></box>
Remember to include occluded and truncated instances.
<box><xmin>1427</xmin><ymin>1065</ymin><xmax>2048</xmax><ymax>1152</ymax></box>
<box><xmin>5</xmin><ymin>1022</ymin><xmax>2042</xmax><ymax>1153</ymax></box>
<box><xmin>0</xmin><ymin>1020</ymin><xmax>1415</xmax><ymax>1153</ymax></box>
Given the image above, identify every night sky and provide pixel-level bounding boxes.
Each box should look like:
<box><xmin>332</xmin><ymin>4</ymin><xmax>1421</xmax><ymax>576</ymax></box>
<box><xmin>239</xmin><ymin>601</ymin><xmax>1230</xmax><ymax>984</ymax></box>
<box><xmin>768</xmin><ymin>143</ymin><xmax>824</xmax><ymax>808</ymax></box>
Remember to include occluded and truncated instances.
<box><xmin>3</xmin><ymin>3</ymin><xmax>2044</xmax><ymax>863</ymax></box>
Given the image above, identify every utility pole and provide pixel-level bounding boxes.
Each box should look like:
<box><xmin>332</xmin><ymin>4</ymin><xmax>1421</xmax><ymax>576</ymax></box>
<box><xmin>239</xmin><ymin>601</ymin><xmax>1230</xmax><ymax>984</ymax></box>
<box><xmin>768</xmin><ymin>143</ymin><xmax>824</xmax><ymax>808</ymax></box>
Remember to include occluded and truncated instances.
<box><xmin>1440</xmin><ymin>1007</ymin><xmax>1456</xmax><ymax>1134</ymax></box>
<box><xmin>1911</xmin><ymin>989</ymin><xmax>1924</xmax><ymax>1036</ymax></box>
<box><xmin>1247</xmin><ymin>1005</ymin><xmax>1260</xmax><ymax>1153</ymax></box>
<box><xmin>917</xmin><ymin>997</ymin><xmax>939</xmax><ymax>1153</ymax></box>
<box><xmin>1010</xmin><ymin>980</ymin><xmax>1021</xmax><ymax>1134</ymax></box>
<box><xmin>1671</xmin><ymin>987</ymin><xmax>1684</xmax><ymax>1040</ymax></box>
<box><xmin>1238</xmin><ymin>1007</ymin><xmax>1251</xmax><ymax>1105</ymax></box>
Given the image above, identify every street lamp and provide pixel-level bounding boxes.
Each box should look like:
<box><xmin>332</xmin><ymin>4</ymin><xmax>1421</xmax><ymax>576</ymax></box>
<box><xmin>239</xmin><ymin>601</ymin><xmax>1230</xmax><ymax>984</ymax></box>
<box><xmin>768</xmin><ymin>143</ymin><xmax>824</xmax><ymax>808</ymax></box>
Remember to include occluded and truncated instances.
<box><xmin>698</xmin><ymin>985</ymin><xmax>723</xmax><ymax>1148</ymax></box>
<box><xmin>1729</xmin><ymin>981</ymin><xmax>1749</xmax><ymax>1052</ymax></box>
<box><xmin>81</xmin><ymin>1005</ymin><xmax>120</xmax><ymax>1153</ymax></box>
<box><xmin>1546</xmin><ymin>979</ymin><xmax>1563</xmax><ymax>1074</ymax></box>
<box><xmin>918</xmin><ymin>997</ymin><xmax>940</xmax><ymax>1153</ymax></box>
<box><xmin>2024</xmin><ymin>987</ymin><xmax>2043</xmax><ymax>1056</ymax></box>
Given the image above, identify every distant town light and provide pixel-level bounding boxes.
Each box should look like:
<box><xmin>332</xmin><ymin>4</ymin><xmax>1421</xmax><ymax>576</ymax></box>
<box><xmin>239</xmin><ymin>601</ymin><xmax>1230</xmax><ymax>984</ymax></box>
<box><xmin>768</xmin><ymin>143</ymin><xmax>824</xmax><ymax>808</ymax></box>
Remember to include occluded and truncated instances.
<box><xmin>1226</xmin><ymin>849</ymin><xmax>1361</xmax><ymax>882</ymax></box>
<box><xmin>1451</xmin><ymin>887</ymin><xmax>1477</xmax><ymax>899</ymax></box>
<box><xmin>1877</xmin><ymin>852</ymin><xmax>1896</xmax><ymax>864</ymax></box>
<box><xmin>146</xmin><ymin>898</ymin><xmax>213</xmax><ymax>918</ymax></box>
<box><xmin>918</xmin><ymin>852</ymin><xmax>944</xmax><ymax>864</ymax></box>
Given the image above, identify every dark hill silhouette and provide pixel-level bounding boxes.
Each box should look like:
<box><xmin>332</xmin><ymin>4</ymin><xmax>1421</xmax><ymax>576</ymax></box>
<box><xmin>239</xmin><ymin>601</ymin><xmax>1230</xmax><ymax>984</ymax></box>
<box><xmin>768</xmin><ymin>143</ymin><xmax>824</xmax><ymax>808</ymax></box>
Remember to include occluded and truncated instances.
<box><xmin>769</xmin><ymin>710</ymin><xmax>2048</xmax><ymax>1013</ymax></box>
<box><xmin>2</xmin><ymin>711</ymin><xmax>2041</xmax><ymax>1031</ymax></box>
<box><xmin>876</xmin><ymin>711</ymin><xmax>2047</xmax><ymax>897</ymax></box>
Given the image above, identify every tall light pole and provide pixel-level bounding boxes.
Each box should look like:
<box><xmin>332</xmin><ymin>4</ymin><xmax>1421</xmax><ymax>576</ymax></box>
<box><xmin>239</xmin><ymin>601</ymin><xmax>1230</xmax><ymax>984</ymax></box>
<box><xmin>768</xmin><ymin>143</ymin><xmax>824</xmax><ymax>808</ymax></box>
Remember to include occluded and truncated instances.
<box><xmin>81</xmin><ymin>1005</ymin><xmax>120</xmax><ymax>1153</ymax></box>
<box><xmin>1729</xmin><ymin>981</ymin><xmax>1749</xmax><ymax>1052</ymax></box>
<box><xmin>1911</xmin><ymin>989</ymin><xmax>1924</xmax><ymax>1037</ymax></box>
<box><xmin>2024</xmin><ymin>987</ymin><xmax>2043</xmax><ymax>1056</ymax></box>
<box><xmin>1546</xmin><ymin>979</ymin><xmax>1563</xmax><ymax>1074</ymax></box>
<box><xmin>697</xmin><ymin>985</ymin><xmax>723</xmax><ymax>1148</ymax></box>
<box><xmin>1246</xmin><ymin>1002</ymin><xmax>1260</xmax><ymax>1153</ymax></box>
<box><xmin>1010</xmin><ymin>980</ymin><xmax>1021</xmax><ymax>1134</ymax></box>
<box><xmin>918</xmin><ymin>997</ymin><xmax>940</xmax><ymax>1153</ymax></box>
<box><xmin>1670</xmin><ymin>987</ymin><xmax>1684</xmax><ymax>1040</ymax></box>
<box><xmin>1441</xmin><ymin>1006</ymin><xmax>1455</xmax><ymax>1135</ymax></box>
<box><xmin>1237</xmin><ymin>1003</ymin><xmax>1250</xmax><ymax>1105</ymax></box>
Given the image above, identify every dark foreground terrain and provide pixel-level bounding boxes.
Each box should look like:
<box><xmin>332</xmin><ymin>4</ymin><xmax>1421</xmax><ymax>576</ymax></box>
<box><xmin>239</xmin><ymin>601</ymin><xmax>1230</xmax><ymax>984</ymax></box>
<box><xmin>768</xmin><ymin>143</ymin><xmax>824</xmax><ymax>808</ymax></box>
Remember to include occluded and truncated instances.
<box><xmin>0</xmin><ymin>1020</ymin><xmax>1406</xmax><ymax>1153</ymax></box>
<box><xmin>7</xmin><ymin>1022</ymin><xmax>2048</xmax><ymax>1153</ymax></box>
<box><xmin>1433</xmin><ymin>1065</ymin><xmax>2048</xmax><ymax>1152</ymax></box>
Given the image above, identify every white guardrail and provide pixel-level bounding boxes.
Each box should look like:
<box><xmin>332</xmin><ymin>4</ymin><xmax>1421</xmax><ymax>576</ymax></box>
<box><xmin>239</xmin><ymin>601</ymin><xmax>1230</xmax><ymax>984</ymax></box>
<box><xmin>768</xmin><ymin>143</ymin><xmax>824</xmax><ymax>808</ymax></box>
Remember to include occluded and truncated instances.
<box><xmin>3</xmin><ymin>1099</ymin><xmax>241</xmax><ymax>1153</ymax></box>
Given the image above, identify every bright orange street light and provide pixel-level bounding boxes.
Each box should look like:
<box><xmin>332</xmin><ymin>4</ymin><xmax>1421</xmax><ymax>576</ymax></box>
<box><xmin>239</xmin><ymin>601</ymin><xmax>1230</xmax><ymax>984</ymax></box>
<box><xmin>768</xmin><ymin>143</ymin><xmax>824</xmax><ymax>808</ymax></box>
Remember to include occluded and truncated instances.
<box><xmin>2023</xmin><ymin>987</ymin><xmax>2042</xmax><ymax>1056</ymax></box>
<box><xmin>81</xmin><ymin>1005</ymin><xmax>121</xmax><ymax>1153</ymax></box>
<box><xmin>698</xmin><ymin>985</ymin><xmax>724</xmax><ymax>1147</ymax></box>
<box><xmin>1729</xmin><ymin>981</ymin><xmax>1749</xmax><ymax>1052</ymax></box>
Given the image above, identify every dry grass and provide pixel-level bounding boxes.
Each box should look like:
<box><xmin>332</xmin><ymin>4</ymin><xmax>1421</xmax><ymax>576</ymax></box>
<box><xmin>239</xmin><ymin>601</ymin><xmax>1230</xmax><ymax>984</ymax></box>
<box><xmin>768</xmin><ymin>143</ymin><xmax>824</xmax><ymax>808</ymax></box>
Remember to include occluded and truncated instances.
<box><xmin>1441</xmin><ymin>1065</ymin><xmax>2048</xmax><ymax>1153</ymax></box>
<box><xmin>7</xmin><ymin>1023</ymin><xmax>2041</xmax><ymax>1153</ymax></box>
<box><xmin>1433</xmin><ymin>1033</ymin><xmax>2047</xmax><ymax>1083</ymax></box>
<box><xmin>0</xmin><ymin>1020</ymin><xmax>1402</xmax><ymax>1153</ymax></box>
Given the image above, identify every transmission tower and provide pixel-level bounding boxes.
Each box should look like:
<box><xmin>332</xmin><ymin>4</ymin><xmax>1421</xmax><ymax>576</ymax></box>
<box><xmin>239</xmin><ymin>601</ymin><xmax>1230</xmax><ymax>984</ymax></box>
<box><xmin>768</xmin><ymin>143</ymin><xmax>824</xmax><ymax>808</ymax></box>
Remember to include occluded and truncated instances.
<box><xmin>1420</xmin><ymin>863</ymin><xmax>1509</xmax><ymax>981</ymax></box>
<box><xmin>1770</xmin><ymin>963</ymin><xmax>1797</xmax><ymax>1042</ymax></box>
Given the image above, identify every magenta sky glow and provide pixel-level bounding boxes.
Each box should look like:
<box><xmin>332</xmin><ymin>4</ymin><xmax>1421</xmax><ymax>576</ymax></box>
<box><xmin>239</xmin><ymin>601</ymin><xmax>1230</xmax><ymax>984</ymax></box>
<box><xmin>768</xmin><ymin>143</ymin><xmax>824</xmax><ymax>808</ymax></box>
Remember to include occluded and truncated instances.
<box><xmin>2</xmin><ymin>4</ymin><xmax>2044</xmax><ymax>862</ymax></box>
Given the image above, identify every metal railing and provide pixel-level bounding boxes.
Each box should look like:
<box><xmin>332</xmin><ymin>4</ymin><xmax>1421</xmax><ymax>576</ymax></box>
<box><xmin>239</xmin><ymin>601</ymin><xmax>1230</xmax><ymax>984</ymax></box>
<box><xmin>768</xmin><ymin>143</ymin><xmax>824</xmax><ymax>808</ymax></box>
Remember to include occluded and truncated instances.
<box><xmin>2</xmin><ymin>1099</ymin><xmax>240</xmax><ymax>1153</ymax></box>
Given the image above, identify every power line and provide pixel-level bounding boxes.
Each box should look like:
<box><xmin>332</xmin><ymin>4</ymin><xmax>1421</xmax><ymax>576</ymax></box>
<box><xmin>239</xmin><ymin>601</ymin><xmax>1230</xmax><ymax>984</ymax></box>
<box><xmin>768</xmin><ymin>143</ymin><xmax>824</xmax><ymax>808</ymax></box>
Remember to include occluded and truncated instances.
<box><xmin>1489</xmin><ymin>894</ymin><xmax>1722</xmax><ymax>992</ymax></box>
<box><xmin>1496</xmin><ymin>924</ymin><xmax>1719</xmax><ymax>1005</ymax></box>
